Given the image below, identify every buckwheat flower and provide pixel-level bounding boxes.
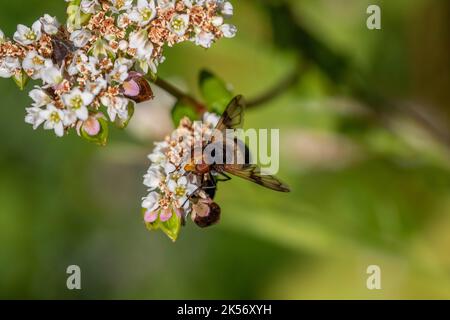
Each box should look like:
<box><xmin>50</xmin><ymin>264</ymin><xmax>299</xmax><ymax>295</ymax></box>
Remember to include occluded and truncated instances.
<box><xmin>144</xmin><ymin>209</ymin><xmax>159</xmax><ymax>223</ymax></box>
<box><xmin>129</xmin><ymin>0</ymin><xmax>157</xmax><ymax>27</ymax></box>
<box><xmin>0</xmin><ymin>57</ymin><xmax>21</xmax><ymax>78</ymax></box>
<box><xmin>29</xmin><ymin>87</ymin><xmax>52</xmax><ymax>107</ymax></box>
<box><xmin>62</xmin><ymin>88</ymin><xmax>94</xmax><ymax>121</ymax></box>
<box><xmin>0</xmin><ymin>29</ymin><xmax>5</xmax><ymax>44</ymax></box>
<box><xmin>142</xmin><ymin>191</ymin><xmax>160</xmax><ymax>216</ymax></box>
<box><xmin>169</xmin><ymin>14</ymin><xmax>190</xmax><ymax>37</ymax></box>
<box><xmin>144</xmin><ymin>167</ymin><xmax>164</xmax><ymax>190</ymax></box>
<box><xmin>220</xmin><ymin>24</ymin><xmax>237</xmax><ymax>38</ymax></box>
<box><xmin>194</xmin><ymin>31</ymin><xmax>215</xmax><ymax>48</ymax></box>
<box><xmin>157</xmin><ymin>0</ymin><xmax>175</xmax><ymax>9</ymax></box>
<box><xmin>40</xmin><ymin>62</ymin><xmax>63</xmax><ymax>86</ymax></box>
<box><xmin>129</xmin><ymin>29</ymin><xmax>153</xmax><ymax>60</ymax></box>
<box><xmin>25</xmin><ymin>106</ymin><xmax>45</xmax><ymax>130</ymax></box>
<box><xmin>77</xmin><ymin>115</ymin><xmax>102</xmax><ymax>136</ymax></box>
<box><xmin>101</xmin><ymin>95</ymin><xmax>130</xmax><ymax>121</ymax></box>
<box><xmin>67</xmin><ymin>51</ymin><xmax>89</xmax><ymax>76</ymax></box>
<box><xmin>148</xmin><ymin>141</ymin><xmax>169</xmax><ymax>165</ymax></box>
<box><xmin>211</xmin><ymin>16</ymin><xmax>224</xmax><ymax>27</ymax></box>
<box><xmin>159</xmin><ymin>207</ymin><xmax>181</xmax><ymax>222</ymax></box>
<box><xmin>41</xmin><ymin>104</ymin><xmax>65</xmax><ymax>137</ymax></box>
<box><xmin>86</xmin><ymin>56</ymin><xmax>102</xmax><ymax>77</ymax></box>
<box><xmin>40</xmin><ymin>14</ymin><xmax>60</xmax><ymax>35</ymax></box>
<box><xmin>167</xmin><ymin>176</ymin><xmax>197</xmax><ymax>210</ymax></box>
<box><xmin>107</xmin><ymin>63</ymin><xmax>129</xmax><ymax>84</ymax></box>
<box><xmin>70</xmin><ymin>29</ymin><xmax>92</xmax><ymax>48</ymax></box>
<box><xmin>116</xmin><ymin>14</ymin><xmax>132</xmax><ymax>29</ymax></box>
<box><xmin>80</xmin><ymin>0</ymin><xmax>100</xmax><ymax>14</ymax></box>
<box><xmin>86</xmin><ymin>77</ymin><xmax>107</xmax><ymax>96</ymax></box>
<box><xmin>203</xmin><ymin>112</ymin><xmax>220</xmax><ymax>127</ymax></box>
<box><xmin>110</xmin><ymin>0</ymin><xmax>134</xmax><ymax>12</ymax></box>
<box><xmin>181</xmin><ymin>0</ymin><xmax>191</xmax><ymax>7</ymax></box>
<box><xmin>22</xmin><ymin>51</ymin><xmax>47</xmax><ymax>80</ymax></box>
<box><xmin>13</xmin><ymin>21</ymin><xmax>42</xmax><ymax>46</ymax></box>
<box><xmin>118</xmin><ymin>40</ymin><xmax>129</xmax><ymax>51</ymax></box>
<box><xmin>90</xmin><ymin>38</ymin><xmax>113</xmax><ymax>58</ymax></box>
<box><xmin>221</xmin><ymin>1</ymin><xmax>234</xmax><ymax>18</ymax></box>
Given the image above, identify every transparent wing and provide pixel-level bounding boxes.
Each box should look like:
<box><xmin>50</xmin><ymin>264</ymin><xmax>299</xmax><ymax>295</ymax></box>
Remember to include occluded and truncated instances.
<box><xmin>223</xmin><ymin>164</ymin><xmax>291</xmax><ymax>193</ymax></box>
<box><xmin>215</xmin><ymin>95</ymin><xmax>246</xmax><ymax>131</ymax></box>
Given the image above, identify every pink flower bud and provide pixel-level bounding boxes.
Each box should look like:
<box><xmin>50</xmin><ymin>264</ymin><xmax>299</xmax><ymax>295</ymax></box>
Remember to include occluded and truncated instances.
<box><xmin>82</xmin><ymin>117</ymin><xmax>101</xmax><ymax>136</ymax></box>
<box><xmin>144</xmin><ymin>210</ymin><xmax>159</xmax><ymax>223</ymax></box>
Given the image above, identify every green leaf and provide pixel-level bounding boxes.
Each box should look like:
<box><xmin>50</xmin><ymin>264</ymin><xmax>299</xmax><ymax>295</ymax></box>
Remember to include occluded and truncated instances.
<box><xmin>171</xmin><ymin>101</ymin><xmax>200</xmax><ymax>126</ymax></box>
<box><xmin>115</xmin><ymin>102</ymin><xmax>135</xmax><ymax>129</ymax></box>
<box><xmin>160</xmin><ymin>211</ymin><xmax>182</xmax><ymax>242</ymax></box>
<box><xmin>198</xmin><ymin>70</ymin><xmax>233</xmax><ymax>114</ymax></box>
<box><xmin>80</xmin><ymin>117</ymin><xmax>109</xmax><ymax>146</ymax></box>
<box><xmin>12</xmin><ymin>70</ymin><xmax>28</xmax><ymax>91</ymax></box>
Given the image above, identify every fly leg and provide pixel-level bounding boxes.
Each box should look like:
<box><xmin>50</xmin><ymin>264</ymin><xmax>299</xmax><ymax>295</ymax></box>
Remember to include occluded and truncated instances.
<box><xmin>215</xmin><ymin>172</ymin><xmax>232</xmax><ymax>182</ymax></box>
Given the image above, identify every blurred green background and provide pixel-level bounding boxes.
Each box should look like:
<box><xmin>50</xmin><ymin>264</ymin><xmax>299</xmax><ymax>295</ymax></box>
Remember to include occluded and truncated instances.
<box><xmin>1</xmin><ymin>0</ymin><xmax>450</xmax><ymax>299</ymax></box>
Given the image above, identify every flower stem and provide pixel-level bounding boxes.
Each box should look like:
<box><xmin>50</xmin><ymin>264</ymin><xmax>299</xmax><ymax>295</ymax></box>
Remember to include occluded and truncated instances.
<box><xmin>246</xmin><ymin>62</ymin><xmax>306</xmax><ymax>109</ymax></box>
<box><xmin>151</xmin><ymin>63</ymin><xmax>305</xmax><ymax>115</ymax></box>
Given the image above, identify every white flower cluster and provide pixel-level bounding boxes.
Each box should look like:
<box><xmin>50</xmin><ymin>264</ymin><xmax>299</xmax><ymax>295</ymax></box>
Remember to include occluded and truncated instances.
<box><xmin>0</xmin><ymin>0</ymin><xmax>236</xmax><ymax>138</ymax></box>
<box><xmin>142</xmin><ymin>113</ymin><xmax>220</xmax><ymax>237</ymax></box>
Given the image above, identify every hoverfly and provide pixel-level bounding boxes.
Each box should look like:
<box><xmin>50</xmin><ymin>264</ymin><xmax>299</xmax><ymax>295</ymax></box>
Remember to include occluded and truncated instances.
<box><xmin>186</xmin><ymin>95</ymin><xmax>290</xmax><ymax>203</ymax></box>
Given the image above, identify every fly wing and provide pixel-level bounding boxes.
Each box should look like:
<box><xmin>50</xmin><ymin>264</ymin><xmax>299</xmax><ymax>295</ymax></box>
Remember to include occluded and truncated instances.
<box><xmin>223</xmin><ymin>164</ymin><xmax>291</xmax><ymax>192</ymax></box>
<box><xmin>215</xmin><ymin>95</ymin><xmax>246</xmax><ymax>131</ymax></box>
<box><xmin>51</xmin><ymin>36</ymin><xmax>76</xmax><ymax>65</ymax></box>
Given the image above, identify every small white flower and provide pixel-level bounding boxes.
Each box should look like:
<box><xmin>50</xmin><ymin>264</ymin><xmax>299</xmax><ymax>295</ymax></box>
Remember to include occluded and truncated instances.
<box><xmin>144</xmin><ymin>167</ymin><xmax>163</xmax><ymax>189</ymax></box>
<box><xmin>13</xmin><ymin>21</ymin><xmax>42</xmax><ymax>46</ymax></box>
<box><xmin>194</xmin><ymin>31</ymin><xmax>215</xmax><ymax>48</ymax></box>
<box><xmin>80</xmin><ymin>0</ymin><xmax>100</xmax><ymax>14</ymax></box>
<box><xmin>40</xmin><ymin>61</ymin><xmax>63</xmax><ymax>85</ymax></box>
<box><xmin>220</xmin><ymin>24</ymin><xmax>237</xmax><ymax>38</ymax></box>
<box><xmin>168</xmin><ymin>176</ymin><xmax>197</xmax><ymax>209</ymax></box>
<box><xmin>40</xmin><ymin>14</ymin><xmax>60</xmax><ymax>35</ymax></box>
<box><xmin>135</xmin><ymin>58</ymin><xmax>157</xmax><ymax>75</ymax></box>
<box><xmin>25</xmin><ymin>106</ymin><xmax>45</xmax><ymax>130</ymax></box>
<box><xmin>142</xmin><ymin>191</ymin><xmax>160</xmax><ymax>212</ymax></box>
<box><xmin>86</xmin><ymin>77</ymin><xmax>107</xmax><ymax>96</ymax></box>
<box><xmin>211</xmin><ymin>16</ymin><xmax>224</xmax><ymax>27</ymax></box>
<box><xmin>67</xmin><ymin>51</ymin><xmax>88</xmax><ymax>76</ymax></box>
<box><xmin>157</xmin><ymin>0</ymin><xmax>175</xmax><ymax>9</ymax></box>
<box><xmin>148</xmin><ymin>141</ymin><xmax>169</xmax><ymax>165</ymax></box>
<box><xmin>169</xmin><ymin>14</ymin><xmax>190</xmax><ymax>37</ymax></box>
<box><xmin>129</xmin><ymin>29</ymin><xmax>154</xmax><ymax>60</ymax></box>
<box><xmin>22</xmin><ymin>51</ymin><xmax>47</xmax><ymax>80</ymax></box>
<box><xmin>101</xmin><ymin>95</ymin><xmax>130</xmax><ymax>122</ymax></box>
<box><xmin>117</xmin><ymin>14</ymin><xmax>131</xmax><ymax>29</ymax></box>
<box><xmin>0</xmin><ymin>29</ymin><xmax>5</xmax><ymax>44</ymax></box>
<box><xmin>203</xmin><ymin>112</ymin><xmax>220</xmax><ymax>127</ymax></box>
<box><xmin>70</xmin><ymin>29</ymin><xmax>92</xmax><ymax>48</ymax></box>
<box><xmin>107</xmin><ymin>64</ymin><xmax>129</xmax><ymax>84</ymax></box>
<box><xmin>62</xmin><ymin>88</ymin><xmax>94</xmax><ymax>121</ymax></box>
<box><xmin>0</xmin><ymin>57</ymin><xmax>20</xmax><ymax>78</ymax></box>
<box><xmin>118</xmin><ymin>40</ymin><xmax>129</xmax><ymax>51</ymax></box>
<box><xmin>110</xmin><ymin>0</ymin><xmax>134</xmax><ymax>12</ymax></box>
<box><xmin>40</xmin><ymin>104</ymin><xmax>65</xmax><ymax>137</ymax></box>
<box><xmin>221</xmin><ymin>1</ymin><xmax>234</xmax><ymax>18</ymax></box>
<box><xmin>29</xmin><ymin>87</ymin><xmax>52</xmax><ymax>107</ymax></box>
<box><xmin>129</xmin><ymin>0</ymin><xmax>157</xmax><ymax>26</ymax></box>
